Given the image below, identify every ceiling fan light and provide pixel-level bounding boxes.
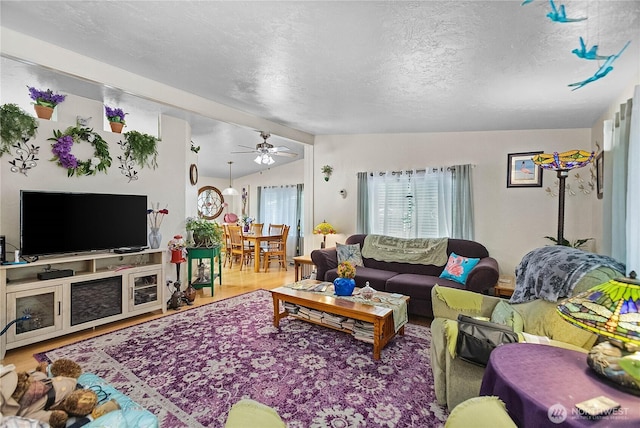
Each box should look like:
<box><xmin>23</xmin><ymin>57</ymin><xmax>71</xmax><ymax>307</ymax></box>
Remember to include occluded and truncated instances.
<box><xmin>266</xmin><ymin>155</ymin><xmax>275</xmax><ymax>165</ymax></box>
<box><xmin>254</xmin><ymin>155</ymin><xmax>262</xmax><ymax>165</ymax></box>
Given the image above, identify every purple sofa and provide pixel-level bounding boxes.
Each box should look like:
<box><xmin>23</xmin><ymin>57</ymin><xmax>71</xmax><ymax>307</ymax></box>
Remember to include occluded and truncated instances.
<box><xmin>310</xmin><ymin>234</ymin><xmax>499</xmax><ymax>317</ymax></box>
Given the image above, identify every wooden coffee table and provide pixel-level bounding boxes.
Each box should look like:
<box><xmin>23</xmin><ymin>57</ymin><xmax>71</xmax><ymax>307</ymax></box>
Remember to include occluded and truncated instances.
<box><xmin>271</xmin><ymin>283</ymin><xmax>409</xmax><ymax>360</ymax></box>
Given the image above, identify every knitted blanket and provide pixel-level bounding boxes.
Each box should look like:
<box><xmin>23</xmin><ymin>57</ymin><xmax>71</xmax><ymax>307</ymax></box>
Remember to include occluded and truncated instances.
<box><xmin>510</xmin><ymin>246</ymin><xmax>626</xmax><ymax>304</ymax></box>
<box><xmin>361</xmin><ymin>234</ymin><xmax>449</xmax><ymax>266</ymax></box>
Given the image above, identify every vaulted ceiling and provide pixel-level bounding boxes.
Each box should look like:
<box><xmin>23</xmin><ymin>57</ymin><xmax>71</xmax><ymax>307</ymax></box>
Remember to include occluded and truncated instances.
<box><xmin>1</xmin><ymin>1</ymin><xmax>639</xmax><ymax>178</ymax></box>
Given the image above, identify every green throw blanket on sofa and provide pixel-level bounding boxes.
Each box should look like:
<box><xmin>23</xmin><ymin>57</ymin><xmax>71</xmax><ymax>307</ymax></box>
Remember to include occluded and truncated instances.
<box><xmin>361</xmin><ymin>235</ymin><xmax>449</xmax><ymax>265</ymax></box>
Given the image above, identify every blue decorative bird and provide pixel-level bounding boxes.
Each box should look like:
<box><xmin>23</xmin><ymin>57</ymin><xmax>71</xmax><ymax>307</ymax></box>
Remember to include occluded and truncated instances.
<box><xmin>547</xmin><ymin>0</ymin><xmax>587</xmax><ymax>23</ymax></box>
<box><xmin>572</xmin><ymin>37</ymin><xmax>610</xmax><ymax>60</ymax></box>
<box><xmin>568</xmin><ymin>41</ymin><xmax>631</xmax><ymax>90</ymax></box>
<box><xmin>521</xmin><ymin>0</ymin><xmax>535</xmax><ymax>5</ymax></box>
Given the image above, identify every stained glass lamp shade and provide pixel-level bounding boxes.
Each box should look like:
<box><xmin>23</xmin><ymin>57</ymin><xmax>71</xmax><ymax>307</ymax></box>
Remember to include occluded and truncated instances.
<box><xmin>313</xmin><ymin>221</ymin><xmax>336</xmax><ymax>248</ymax></box>
<box><xmin>532</xmin><ymin>150</ymin><xmax>594</xmax><ymax>245</ymax></box>
<box><xmin>557</xmin><ymin>272</ymin><xmax>640</xmax><ymax>394</ymax></box>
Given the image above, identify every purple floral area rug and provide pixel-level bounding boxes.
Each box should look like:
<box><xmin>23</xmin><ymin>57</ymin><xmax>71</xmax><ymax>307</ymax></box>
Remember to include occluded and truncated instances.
<box><xmin>36</xmin><ymin>289</ymin><xmax>448</xmax><ymax>427</ymax></box>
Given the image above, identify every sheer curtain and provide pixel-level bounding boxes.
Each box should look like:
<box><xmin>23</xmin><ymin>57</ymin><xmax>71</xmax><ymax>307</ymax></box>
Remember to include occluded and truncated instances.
<box><xmin>609</xmin><ymin>87</ymin><xmax>639</xmax><ymax>273</ymax></box>
<box><xmin>257</xmin><ymin>184</ymin><xmax>303</xmax><ymax>258</ymax></box>
<box><xmin>360</xmin><ymin>164</ymin><xmax>474</xmax><ymax>239</ymax></box>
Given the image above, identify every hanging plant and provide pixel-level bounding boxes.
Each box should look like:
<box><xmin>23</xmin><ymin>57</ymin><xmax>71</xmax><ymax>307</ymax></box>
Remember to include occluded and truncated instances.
<box><xmin>49</xmin><ymin>126</ymin><xmax>111</xmax><ymax>177</ymax></box>
<box><xmin>0</xmin><ymin>103</ymin><xmax>38</xmax><ymax>156</ymax></box>
<box><xmin>321</xmin><ymin>165</ymin><xmax>333</xmax><ymax>181</ymax></box>
<box><xmin>122</xmin><ymin>130</ymin><xmax>159</xmax><ymax>169</ymax></box>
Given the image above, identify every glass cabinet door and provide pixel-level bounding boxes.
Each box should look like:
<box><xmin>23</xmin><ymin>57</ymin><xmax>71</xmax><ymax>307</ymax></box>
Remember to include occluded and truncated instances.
<box><xmin>129</xmin><ymin>269</ymin><xmax>160</xmax><ymax>311</ymax></box>
<box><xmin>6</xmin><ymin>285</ymin><xmax>63</xmax><ymax>344</ymax></box>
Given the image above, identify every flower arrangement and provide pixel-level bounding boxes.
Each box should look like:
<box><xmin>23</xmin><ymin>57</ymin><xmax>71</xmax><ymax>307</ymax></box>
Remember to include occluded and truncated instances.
<box><xmin>148</xmin><ymin>203</ymin><xmax>169</xmax><ymax>229</ymax></box>
<box><xmin>27</xmin><ymin>86</ymin><xmax>66</xmax><ymax>108</ymax></box>
<box><xmin>337</xmin><ymin>261</ymin><xmax>356</xmax><ymax>279</ymax></box>
<box><xmin>241</xmin><ymin>215</ymin><xmax>254</xmax><ymax>227</ymax></box>
<box><xmin>105</xmin><ymin>106</ymin><xmax>127</xmax><ymax>124</ymax></box>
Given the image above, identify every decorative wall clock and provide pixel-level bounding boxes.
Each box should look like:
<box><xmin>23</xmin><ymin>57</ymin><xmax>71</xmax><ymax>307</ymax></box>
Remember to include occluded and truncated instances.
<box><xmin>197</xmin><ymin>185</ymin><xmax>224</xmax><ymax>220</ymax></box>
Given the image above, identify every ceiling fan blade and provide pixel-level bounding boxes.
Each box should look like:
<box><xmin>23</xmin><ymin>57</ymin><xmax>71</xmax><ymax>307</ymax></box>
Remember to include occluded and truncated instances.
<box><xmin>237</xmin><ymin>144</ymin><xmax>256</xmax><ymax>150</ymax></box>
<box><xmin>271</xmin><ymin>145</ymin><xmax>291</xmax><ymax>152</ymax></box>
<box><xmin>230</xmin><ymin>150</ymin><xmax>257</xmax><ymax>154</ymax></box>
<box><xmin>272</xmin><ymin>151</ymin><xmax>298</xmax><ymax>158</ymax></box>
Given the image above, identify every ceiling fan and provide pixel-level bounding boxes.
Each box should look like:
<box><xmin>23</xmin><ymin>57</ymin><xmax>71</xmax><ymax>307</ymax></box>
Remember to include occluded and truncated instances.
<box><xmin>232</xmin><ymin>132</ymin><xmax>298</xmax><ymax>165</ymax></box>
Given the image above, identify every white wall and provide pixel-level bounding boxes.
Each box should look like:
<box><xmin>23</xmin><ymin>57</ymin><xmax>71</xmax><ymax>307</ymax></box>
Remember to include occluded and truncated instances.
<box><xmin>312</xmin><ymin>129</ymin><xmax>594</xmax><ymax>276</ymax></box>
<box><xmin>0</xmin><ymin>94</ymin><xmax>192</xmax><ymax>282</ymax></box>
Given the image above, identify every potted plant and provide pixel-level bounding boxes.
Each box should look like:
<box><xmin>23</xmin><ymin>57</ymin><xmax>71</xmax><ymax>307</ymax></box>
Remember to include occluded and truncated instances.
<box><xmin>122</xmin><ymin>130</ymin><xmax>159</xmax><ymax>169</ymax></box>
<box><xmin>321</xmin><ymin>165</ymin><xmax>333</xmax><ymax>181</ymax></box>
<box><xmin>105</xmin><ymin>105</ymin><xmax>127</xmax><ymax>133</ymax></box>
<box><xmin>0</xmin><ymin>103</ymin><xmax>38</xmax><ymax>156</ymax></box>
<box><xmin>186</xmin><ymin>217</ymin><xmax>223</xmax><ymax>248</ymax></box>
<box><xmin>27</xmin><ymin>86</ymin><xmax>66</xmax><ymax>119</ymax></box>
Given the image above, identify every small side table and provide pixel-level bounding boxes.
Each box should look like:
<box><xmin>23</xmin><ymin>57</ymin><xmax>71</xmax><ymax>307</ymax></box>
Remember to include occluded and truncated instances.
<box><xmin>293</xmin><ymin>255</ymin><xmax>314</xmax><ymax>281</ymax></box>
<box><xmin>493</xmin><ymin>276</ymin><xmax>515</xmax><ymax>298</ymax></box>
<box><xmin>186</xmin><ymin>246</ymin><xmax>222</xmax><ymax>297</ymax></box>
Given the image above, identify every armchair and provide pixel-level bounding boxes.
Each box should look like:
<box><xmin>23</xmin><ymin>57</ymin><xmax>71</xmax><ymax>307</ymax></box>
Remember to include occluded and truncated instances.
<box><xmin>429</xmin><ymin>266</ymin><xmax>622</xmax><ymax>410</ymax></box>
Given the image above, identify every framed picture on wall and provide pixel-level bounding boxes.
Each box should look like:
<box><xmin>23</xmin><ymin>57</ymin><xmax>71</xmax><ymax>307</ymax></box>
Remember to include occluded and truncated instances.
<box><xmin>507</xmin><ymin>151</ymin><xmax>543</xmax><ymax>188</ymax></box>
<box><xmin>596</xmin><ymin>152</ymin><xmax>604</xmax><ymax>199</ymax></box>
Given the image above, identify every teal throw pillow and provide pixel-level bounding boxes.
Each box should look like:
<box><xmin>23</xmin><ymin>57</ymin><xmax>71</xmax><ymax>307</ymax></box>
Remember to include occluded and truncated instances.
<box><xmin>439</xmin><ymin>252</ymin><xmax>480</xmax><ymax>285</ymax></box>
<box><xmin>336</xmin><ymin>243</ymin><xmax>364</xmax><ymax>266</ymax></box>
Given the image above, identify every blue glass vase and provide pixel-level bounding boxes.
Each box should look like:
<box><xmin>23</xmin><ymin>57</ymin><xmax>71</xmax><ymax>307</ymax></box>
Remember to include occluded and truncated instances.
<box><xmin>334</xmin><ymin>277</ymin><xmax>356</xmax><ymax>296</ymax></box>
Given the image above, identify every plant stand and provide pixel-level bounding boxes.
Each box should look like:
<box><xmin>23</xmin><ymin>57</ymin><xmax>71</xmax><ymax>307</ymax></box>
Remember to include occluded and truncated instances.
<box><xmin>186</xmin><ymin>246</ymin><xmax>222</xmax><ymax>297</ymax></box>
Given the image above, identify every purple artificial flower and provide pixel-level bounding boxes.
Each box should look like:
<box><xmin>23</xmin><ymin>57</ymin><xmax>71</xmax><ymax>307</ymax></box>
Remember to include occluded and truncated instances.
<box><xmin>27</xmin><ymin>86</ymin><xmax>66</xmax><ymax>107</ymax></box>
<box><xmin>52</xmin><ymin>136</ymin><xmax>78</xmax><ymax>169</ymax></box>
<box><xmin>105</xmin><ymin>106</ymin><xmax>127</xmax><ymax>123</ymax></box>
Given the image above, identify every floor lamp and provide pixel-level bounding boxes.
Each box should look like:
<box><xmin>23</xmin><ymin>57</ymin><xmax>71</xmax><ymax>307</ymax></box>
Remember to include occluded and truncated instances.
<box><xmin>532</xmin><ymin>150</ymin><xmax>595</xmax><ymax>245</ymax></box>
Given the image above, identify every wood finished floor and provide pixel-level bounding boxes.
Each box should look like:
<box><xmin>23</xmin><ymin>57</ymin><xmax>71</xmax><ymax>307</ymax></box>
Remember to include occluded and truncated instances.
<box><xmin>2</xmin><ymin>261</ymin><xmax>431</xmax><ymax>373</ymax></box>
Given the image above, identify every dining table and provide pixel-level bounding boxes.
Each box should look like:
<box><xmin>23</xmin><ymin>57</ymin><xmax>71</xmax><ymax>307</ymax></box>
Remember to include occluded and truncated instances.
<box><xmin>243</xmin><ymin>232</ymin><xmax>283</xmax><ymax>272</ymax></box>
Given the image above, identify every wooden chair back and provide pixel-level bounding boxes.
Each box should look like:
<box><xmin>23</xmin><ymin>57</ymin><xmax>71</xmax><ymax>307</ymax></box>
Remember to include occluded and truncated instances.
<box><xmin>250</xmin><ymin>223</ymin><xmax>264</xmax><ymax>234</ymax></box>
<box><xmin>227</xmin><ymin>225</ymin><xmax>253</xmax><ymax>270</ymax></box>
<box><xmin>268</xmin><ymin>223</ymin><xmax>285</xmax><ymax>235</ymax></box>
<box><xmin>263</xmin><ymin>225</ymin><xmax>290</xmax><ymax>272</ymax></box>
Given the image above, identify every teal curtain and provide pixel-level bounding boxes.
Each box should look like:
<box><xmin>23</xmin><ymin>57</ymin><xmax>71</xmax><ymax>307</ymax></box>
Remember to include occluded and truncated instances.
<box><xmin>451</xmin><ymin>164</ymin><xmax>474</xmax><ymax>240</ymax></box>
<box><xmin>356</xmin><ymin>172</ymin><xmax>369</xmax><ymax>233</ymax></box>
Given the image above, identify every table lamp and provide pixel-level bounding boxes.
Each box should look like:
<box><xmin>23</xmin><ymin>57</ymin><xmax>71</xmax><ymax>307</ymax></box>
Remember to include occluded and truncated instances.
<box><xmin>313</xmin><ymin>221</ymin><xmax>336</xmax><ymax>248</ymax></box>
<box><xmin>532</xmin><ymin>150</ymin><xmax>594</xmax><ymax>245</ymax></box>
<box><xmin>557</xmin><ymin>271</ymin><xmax>640</xmax><ymax>395</ymax></box>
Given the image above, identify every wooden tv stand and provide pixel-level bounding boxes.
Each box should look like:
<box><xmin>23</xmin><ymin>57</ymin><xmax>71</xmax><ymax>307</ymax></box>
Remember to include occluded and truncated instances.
<box><xmin>0</xmin><ymin>249</ymin><xmax>166</xmax><ymax>359</ymax></box>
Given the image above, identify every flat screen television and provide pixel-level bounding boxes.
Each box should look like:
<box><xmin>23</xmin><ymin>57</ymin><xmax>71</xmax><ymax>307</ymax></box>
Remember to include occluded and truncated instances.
<box><xmin>20</xmin><ymin>191</ymin><xmax>148</xmax><ymax>257</ymax></box>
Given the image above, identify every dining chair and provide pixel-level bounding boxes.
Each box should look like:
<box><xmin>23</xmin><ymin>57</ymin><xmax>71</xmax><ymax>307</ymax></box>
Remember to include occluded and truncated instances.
<box><xmin>227</xmin><ymin>225</ymin><xmax>253</xmax><ymax>270</ymax></box>
<box><xmin>222</xmin><ymin>224</ymin><xmax>233</xmax><ymax>267</ymax></box>
<box><xmin>250</xmin><ymin>223</ymin><xmax>264</xmax><ymax>234</ymax></box>
<box><xmin>262</xmin><ymin>225</ymin><xmax>290</xmax><ymax>272</ymax></box>
<box><xmin>268</xmin><ymin>223</ymin><xmax>285</xmax><ymax>235</ymax></box>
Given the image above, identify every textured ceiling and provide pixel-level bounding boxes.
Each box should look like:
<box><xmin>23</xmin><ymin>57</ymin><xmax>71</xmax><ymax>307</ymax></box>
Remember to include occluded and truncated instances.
<box><xmin>1</xmin><ymin>1</ymin><xmax>639</xmax><ymax>178</ymax></box>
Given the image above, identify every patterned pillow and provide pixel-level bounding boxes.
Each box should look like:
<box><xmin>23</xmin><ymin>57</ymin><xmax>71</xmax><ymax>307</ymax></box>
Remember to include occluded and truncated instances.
<box><xmin>336</xmin><ymin>243</ymin><xmax>364</xmax><ymax>266</ymax></box>
<box><xmin>439</xmin><ymin>252</ymin><xmax>480</xmax><ymax>285</ymax></box>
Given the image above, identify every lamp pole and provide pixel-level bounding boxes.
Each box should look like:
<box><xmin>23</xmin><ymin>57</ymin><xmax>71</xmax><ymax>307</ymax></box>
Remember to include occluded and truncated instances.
<box><xmin>557</xmin><ymin>170</ymin><xmax>569</xmax><ymax>245</ymax></box>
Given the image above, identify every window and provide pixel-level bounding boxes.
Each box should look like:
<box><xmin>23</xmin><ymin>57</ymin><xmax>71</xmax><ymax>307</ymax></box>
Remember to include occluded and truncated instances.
<box><xmin>363</xmin><ymin>165</ymin><xmax>473</xmax><ymax>239</ymax></box>
<box><xmin>258</xmin><ymin>184</ymin><xmax>304</xmax><ymax>256</ymax></box>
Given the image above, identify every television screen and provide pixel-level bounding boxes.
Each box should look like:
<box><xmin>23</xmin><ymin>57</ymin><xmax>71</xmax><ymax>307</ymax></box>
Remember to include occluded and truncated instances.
<box><xmin>21</xmin><ymin>191</ymin><xmax>148</xmax><ymax>256</ymax></box>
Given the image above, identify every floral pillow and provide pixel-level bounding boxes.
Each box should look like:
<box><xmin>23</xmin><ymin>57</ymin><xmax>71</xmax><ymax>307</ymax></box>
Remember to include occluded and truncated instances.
<box><xmin>336</xmin><ymin>243</ymin><xmax>364</xmax><ymax>267</ymax></box>
<box><xmin>439</xmin><ymin>252</ymin><xmax>480</xmax><ymax>285</ymax></box>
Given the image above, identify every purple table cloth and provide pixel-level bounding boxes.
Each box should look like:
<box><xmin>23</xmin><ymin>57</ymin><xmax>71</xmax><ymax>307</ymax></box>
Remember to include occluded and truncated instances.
<box><xmin>480</xmin><ymin>343</ymin><xmax>640</xmax><ymax>427</ymax></box>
